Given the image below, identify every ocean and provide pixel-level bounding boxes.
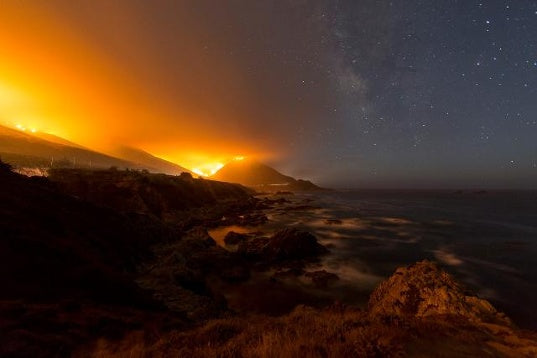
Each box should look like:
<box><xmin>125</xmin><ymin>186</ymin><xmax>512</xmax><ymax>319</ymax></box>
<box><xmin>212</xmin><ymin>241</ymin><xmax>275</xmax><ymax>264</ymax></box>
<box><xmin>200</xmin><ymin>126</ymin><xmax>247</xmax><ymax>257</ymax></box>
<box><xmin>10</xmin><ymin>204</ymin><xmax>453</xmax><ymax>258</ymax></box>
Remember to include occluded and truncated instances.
<box><xmin>211</xmin><ymin>190</ymin><xmax>537</xmax><ymax>329</ymax></box>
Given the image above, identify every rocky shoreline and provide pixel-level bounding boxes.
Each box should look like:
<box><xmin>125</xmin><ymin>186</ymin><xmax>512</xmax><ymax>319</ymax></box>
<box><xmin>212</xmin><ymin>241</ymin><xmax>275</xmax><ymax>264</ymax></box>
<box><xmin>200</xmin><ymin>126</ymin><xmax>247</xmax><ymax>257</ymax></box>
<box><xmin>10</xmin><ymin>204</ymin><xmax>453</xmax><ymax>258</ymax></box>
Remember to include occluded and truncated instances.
<box><xmin>82</xmin><ymin>261</ymin><xmax>537</xmax><ymax>357</ymax></box>
<box><xmin>1</xmin><ymin>164</ymin><xmax>537</xmax><ymax>357</ymax></box>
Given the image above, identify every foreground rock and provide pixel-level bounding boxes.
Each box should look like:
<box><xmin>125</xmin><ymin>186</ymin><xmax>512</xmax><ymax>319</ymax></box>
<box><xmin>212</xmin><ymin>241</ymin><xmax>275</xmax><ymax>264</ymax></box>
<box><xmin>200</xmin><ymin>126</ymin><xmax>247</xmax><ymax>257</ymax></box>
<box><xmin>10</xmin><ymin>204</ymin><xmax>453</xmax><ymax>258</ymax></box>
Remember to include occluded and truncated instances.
<box><xmin>87</xmin><ymin>261</ymin><xmax>537</xmax><ymax>358</ymax></box>
<box><xmin>369</xmin><ymin>260</ymin><xmax>511</xmax><ymax>326</ymax></box>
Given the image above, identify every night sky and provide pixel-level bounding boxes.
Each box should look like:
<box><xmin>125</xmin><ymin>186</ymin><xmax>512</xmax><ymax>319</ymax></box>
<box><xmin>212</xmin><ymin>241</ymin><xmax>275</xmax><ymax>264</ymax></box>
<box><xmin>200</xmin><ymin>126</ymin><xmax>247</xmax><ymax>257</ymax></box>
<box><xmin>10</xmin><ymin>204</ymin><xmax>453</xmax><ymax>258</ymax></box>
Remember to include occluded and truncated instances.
<box><xmin>310</xmin><ymin>1</ymin><xmax>537</xmax><ymax>188</ymax></box>
<box><xmin>0</xmin><ymin>1</ymin><xmax>536</xmax><ymax>188</ymax></box>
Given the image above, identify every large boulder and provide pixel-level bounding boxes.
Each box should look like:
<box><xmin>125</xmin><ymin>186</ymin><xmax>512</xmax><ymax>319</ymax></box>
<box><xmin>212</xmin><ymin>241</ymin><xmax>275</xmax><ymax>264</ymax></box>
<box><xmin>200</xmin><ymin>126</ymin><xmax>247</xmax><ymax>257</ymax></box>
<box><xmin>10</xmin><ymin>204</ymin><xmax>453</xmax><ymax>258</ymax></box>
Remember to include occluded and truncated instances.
<box><xmin>265</xmin><ymin>228</ymin><xmax>328</xmax><ymax>260</ymax></box>
<box><xmin>368</xmin><ymin>260</ymin><xmax>511</xmax><ymax>326</ymax></box>
<box><xmin>238</xmin><ymin>228</ymin><xmax>328</xmax><ymax>263</ymax></box>
<box><xmin>224</xmin><ymin>231</ymin><xmax>249</xmax><ymax>246</ymax></box>
<box><xmin>237</xmin><ymin>237</ymin><xmax>270</xmax><ymax>258</ymax></box>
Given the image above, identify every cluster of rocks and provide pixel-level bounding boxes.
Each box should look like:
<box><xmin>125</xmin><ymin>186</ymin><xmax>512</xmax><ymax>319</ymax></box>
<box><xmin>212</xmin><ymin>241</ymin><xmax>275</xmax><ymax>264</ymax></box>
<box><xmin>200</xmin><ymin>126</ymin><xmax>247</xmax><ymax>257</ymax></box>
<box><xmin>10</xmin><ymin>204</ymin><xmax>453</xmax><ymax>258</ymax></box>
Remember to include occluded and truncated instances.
<box><xmin>136</xmin><ymin>227</ymin><xmax>251</xmax><ymax>320</ymax></box>
<box><xmin>137</xmin><ymin>225</ymin><xmax>338</xmax><ymax>318</ymax></box>
<box><xmin>236</xmin><ymin>228</ymin><xmax>328</xmax><ymax>264</ymax></box>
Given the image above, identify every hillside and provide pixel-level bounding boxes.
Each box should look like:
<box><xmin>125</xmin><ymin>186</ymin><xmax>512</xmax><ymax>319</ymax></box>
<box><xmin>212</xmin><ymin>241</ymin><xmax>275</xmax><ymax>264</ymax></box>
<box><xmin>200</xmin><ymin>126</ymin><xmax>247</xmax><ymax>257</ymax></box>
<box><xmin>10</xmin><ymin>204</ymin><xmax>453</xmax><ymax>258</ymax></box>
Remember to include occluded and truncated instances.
<box><xmin>110</xmin><ymin>146</ymin><xmax>192</xmax><ymax>175</ymax></box>
<box><xmin>211</xmin><ymin>159</ymin><xmax>324</xmax><ymax>191</ymax></box>
<box><xmin>0</xmin><ymin>125</ymin><xmax>193</xmax><ymax>176</ymax></box>
<box><xmin>0</xmin><ymin>124</ymin><xmax>140</xmax><ymax>170</ymax></box>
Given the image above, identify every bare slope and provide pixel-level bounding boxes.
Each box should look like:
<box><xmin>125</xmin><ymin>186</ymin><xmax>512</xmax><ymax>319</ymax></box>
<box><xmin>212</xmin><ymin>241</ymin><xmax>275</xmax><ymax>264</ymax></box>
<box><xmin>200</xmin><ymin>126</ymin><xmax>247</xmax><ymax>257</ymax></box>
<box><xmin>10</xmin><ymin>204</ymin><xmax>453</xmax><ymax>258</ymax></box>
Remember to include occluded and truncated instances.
<box><xmin>111</xmin><ymin>146</ymin><xmax>192</xmax><ymax>175</ymax></box>
<box><xmin>0</xmin><ymin>124</ymin><xmax>139</xmax><ymax>169</ymax></box>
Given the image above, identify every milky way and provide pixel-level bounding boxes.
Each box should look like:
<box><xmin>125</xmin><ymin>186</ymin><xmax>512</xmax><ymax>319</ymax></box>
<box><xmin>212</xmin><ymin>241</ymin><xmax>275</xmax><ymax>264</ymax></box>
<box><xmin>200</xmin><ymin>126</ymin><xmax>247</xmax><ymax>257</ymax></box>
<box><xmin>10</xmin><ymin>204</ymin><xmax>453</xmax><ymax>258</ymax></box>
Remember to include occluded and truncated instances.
<box><xmin>291</xmin><ymin>1</ymin><xmax>537</xmax><ymax>188</ymax></box>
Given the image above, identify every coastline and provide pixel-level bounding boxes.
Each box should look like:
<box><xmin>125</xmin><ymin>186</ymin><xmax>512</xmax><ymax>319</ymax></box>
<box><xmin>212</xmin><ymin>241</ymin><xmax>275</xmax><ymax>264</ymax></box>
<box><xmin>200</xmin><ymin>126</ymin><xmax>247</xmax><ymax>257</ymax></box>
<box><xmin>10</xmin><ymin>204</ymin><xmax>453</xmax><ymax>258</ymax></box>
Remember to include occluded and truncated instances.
<box><xmin>2</xmin><ymin>166</ymin><xmax>537</xmax><ymax>357</ymax></box>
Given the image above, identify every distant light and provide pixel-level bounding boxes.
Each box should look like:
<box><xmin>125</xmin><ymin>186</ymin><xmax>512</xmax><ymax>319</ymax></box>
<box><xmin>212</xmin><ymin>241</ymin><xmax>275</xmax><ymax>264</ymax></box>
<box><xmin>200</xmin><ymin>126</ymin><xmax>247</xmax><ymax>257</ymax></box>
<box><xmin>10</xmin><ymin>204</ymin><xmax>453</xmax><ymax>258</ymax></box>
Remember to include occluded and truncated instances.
<box><xmin>234</xmin><ymin>156</ymin><xmax>245</xmax><ymax>161</ymax></box>
<box><xmin>14</xmin><ymin>123</ymin><xmax>38</xmax><ymax>133</ymax></box>
<box><xmin>192</xmin><ymin>162</ymin><xmax>225</xmax><ymax>177</ymax></box>
<box><xmin>192</xmin><ymin>168</ymin><xmax>206</xmax><ymax>177</ymax></box>
<box><xmin>209</xmin><ymin>163</ymin><xmax>224</xmax><ymax>175</ymax></box>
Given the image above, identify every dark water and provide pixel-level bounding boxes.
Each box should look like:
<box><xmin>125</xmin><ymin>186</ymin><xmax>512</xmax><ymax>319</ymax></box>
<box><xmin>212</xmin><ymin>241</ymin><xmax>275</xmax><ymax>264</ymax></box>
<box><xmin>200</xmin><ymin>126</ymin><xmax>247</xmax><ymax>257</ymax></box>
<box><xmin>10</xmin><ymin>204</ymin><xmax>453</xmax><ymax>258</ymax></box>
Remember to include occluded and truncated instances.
<box><xmin>213</xmin><ymin>190</ymin><xmax>537</xmax><ymax>329</ymax></box>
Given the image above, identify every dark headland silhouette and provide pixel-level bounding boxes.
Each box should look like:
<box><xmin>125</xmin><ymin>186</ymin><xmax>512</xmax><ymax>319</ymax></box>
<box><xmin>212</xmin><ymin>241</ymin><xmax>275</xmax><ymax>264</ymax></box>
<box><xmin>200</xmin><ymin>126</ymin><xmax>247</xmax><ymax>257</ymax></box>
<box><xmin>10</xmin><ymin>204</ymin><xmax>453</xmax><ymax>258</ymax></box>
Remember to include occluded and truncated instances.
<box><xmin>211</xmin><ymin>158</ymin><xmax>324</xmax><ymax>191</ymax></box>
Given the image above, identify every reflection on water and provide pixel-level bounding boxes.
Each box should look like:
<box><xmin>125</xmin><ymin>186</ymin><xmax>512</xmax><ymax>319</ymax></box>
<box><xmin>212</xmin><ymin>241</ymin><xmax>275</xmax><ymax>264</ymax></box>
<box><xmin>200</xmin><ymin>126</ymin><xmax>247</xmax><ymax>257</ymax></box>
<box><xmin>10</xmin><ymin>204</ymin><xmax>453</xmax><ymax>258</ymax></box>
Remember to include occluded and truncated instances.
<box><xmin>212</xmin><ymin>190</ymin><xmax>537</xmax><ymax>329</ymax></box>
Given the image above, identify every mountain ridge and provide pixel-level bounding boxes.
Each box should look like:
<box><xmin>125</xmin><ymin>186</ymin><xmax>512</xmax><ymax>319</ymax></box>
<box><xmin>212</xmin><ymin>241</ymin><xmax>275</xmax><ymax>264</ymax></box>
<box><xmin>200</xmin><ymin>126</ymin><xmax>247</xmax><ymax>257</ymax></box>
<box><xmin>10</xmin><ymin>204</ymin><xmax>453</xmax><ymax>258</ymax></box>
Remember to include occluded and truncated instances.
<box><xmin>0</xmin><ymin>124</ymin><xmax>191</xmax><ymax>175</ymax></box>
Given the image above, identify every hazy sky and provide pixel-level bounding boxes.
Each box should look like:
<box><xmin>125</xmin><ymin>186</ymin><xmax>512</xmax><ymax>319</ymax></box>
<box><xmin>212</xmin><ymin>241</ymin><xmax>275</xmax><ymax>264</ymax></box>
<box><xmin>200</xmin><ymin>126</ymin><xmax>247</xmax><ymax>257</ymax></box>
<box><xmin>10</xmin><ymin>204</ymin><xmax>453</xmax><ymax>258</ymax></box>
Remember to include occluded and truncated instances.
<box><xmin>0</xmin><ymin>1</ymin><xmax>536</xmax><ymax>188</ymax></box>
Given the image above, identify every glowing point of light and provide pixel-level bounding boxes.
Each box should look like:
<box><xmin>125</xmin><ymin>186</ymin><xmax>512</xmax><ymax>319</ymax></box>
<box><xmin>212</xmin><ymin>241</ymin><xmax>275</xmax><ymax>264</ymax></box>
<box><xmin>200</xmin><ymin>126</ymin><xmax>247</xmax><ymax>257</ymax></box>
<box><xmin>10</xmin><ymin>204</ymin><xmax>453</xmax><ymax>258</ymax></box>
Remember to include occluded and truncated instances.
<box><xmin>234</xmin><ymin>156</ymin><xmax>245</xmax><ymax>161</ymax></box>
<box><xmin>14</xmin><ymin>123</ymin><xmax>38</xmax><ymax>133</ymax></box>
<box><xmin>192</xmin><ymin>168</ymin><xmax>205</xmax><ymax>177</ymax></box>
<box><xmin>191</xmin><ymin>162</ymin><xmax>224</xmax><ymax>177</ymax></box>
<box><xmin>209</xmin><ymin>163</ymin><xmax>224</xmax><ymax>175</ymax></box>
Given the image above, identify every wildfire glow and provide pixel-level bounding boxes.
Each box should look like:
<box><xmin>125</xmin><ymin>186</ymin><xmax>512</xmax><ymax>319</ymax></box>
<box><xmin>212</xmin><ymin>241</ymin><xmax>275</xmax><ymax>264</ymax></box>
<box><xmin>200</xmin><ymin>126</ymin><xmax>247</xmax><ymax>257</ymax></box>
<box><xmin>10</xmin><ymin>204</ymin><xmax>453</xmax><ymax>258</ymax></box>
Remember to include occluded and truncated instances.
<box><xmin>192</xmin><ymin>162</ymin><xmax>224</xmax><ymax>177</ymax></box>
<box><xmin>13</xmin><ymin>123</ymin><xmax>37</xmax><ymax>133</ymax></box>
<box><xmin>0</xmin><ymin>3</ymin><xmax>275</xmax><ymax>170</ymax></box>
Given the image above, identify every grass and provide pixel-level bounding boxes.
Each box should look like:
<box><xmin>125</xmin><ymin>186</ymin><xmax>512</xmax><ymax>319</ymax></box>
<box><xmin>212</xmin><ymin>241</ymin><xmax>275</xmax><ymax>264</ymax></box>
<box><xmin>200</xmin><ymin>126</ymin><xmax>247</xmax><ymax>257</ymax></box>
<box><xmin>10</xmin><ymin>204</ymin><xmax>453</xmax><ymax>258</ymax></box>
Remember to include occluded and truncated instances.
<box><xmin>80</xmin><ymin>306</ymin><xmax>408</xmax><ymax>358</ymax></box>
<box><xmin>78</xmin><ymin>303</ymin><xmax>537</xmax><ymax>357</ymax></box>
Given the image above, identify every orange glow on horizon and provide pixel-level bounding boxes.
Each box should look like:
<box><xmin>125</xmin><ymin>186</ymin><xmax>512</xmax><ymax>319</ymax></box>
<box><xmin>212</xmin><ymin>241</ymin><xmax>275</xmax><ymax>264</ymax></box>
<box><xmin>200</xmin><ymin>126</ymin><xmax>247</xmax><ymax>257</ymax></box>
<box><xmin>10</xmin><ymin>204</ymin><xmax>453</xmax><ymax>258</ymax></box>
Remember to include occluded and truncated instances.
<box><xmin>0</xmin><ymin>2</ymin><xmax>278</xmax><ymax>168</ymax></box>
<box><xmin>192</xmin><ymin>162</ymin><xmax>224</xmax><ymax>177</ymax></box>
<box><xmin>158</xmin><ymin>152</ymin><xmax>253</xmax><ymax>176</ymax></box>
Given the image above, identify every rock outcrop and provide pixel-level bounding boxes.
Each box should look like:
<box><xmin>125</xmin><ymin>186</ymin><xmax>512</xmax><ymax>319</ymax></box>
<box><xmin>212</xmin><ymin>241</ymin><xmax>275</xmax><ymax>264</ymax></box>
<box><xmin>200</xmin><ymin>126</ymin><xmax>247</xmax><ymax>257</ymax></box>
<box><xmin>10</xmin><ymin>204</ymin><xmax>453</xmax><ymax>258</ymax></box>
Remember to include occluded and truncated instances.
<box><xmin>137</xmin><ymin>227</ymin><xmax>250</xmax><ymax>320</ymax></box>
<box><xmin>223</xmin><ymin>231</ymin><xmax>249</xmax><ymax>246</ymax></box>
<box><xmin>238</xmin><ymin>228</ymin><xmax>328</xmax><ymax>264</ymax></box>
<box><xmin>369</xmin><ymin>260</ymin><xmax>511</xmax><ymax>326</ymax></box>
<box><xmin>48</xmin><ymin>168</ymin><xmax>253</xmax><ymax>220</ymax></box>
<box><xmin>87</xmin><ymin>261</ymin><xmax>537</xmax><ymax>358</ymax></box>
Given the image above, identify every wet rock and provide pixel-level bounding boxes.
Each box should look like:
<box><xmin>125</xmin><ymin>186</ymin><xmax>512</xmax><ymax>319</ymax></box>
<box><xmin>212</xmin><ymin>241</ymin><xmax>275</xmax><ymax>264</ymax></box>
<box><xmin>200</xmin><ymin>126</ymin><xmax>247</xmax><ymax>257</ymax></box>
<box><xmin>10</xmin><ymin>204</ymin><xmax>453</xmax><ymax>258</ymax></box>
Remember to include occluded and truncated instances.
<box><xmin>304</xmin><ymin>270</ymin><xmax>340</xmax><ymax>288</ymax></box>
<box><xmin>224</xmin><ymin>231</ymin><xmax>250</xmax><ymax>246</ymax></box>
<box><xmin>265</xmin><ymin>228</ymin><xmax>328</xmax><ymax>261</ymax></box>
<box><xmin>237</xmin><ymin>237</ymin><xmax>270</xmax><ymax>258</ymax></box>
<box><xmin>238</xmin><ymin>228</ymin><xmax>328</xmax><ymax>264</ymax></box>
<box><xmin>368</xmin><ymin>260</ymin><xmax>512</xmax><ymax>326</ymax></box>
